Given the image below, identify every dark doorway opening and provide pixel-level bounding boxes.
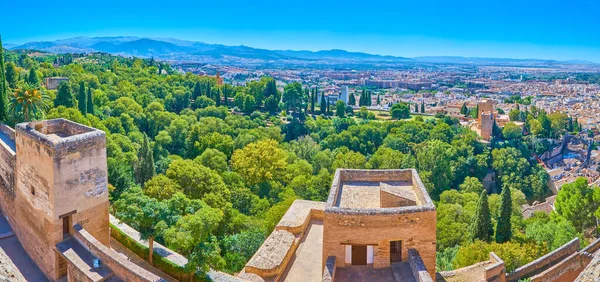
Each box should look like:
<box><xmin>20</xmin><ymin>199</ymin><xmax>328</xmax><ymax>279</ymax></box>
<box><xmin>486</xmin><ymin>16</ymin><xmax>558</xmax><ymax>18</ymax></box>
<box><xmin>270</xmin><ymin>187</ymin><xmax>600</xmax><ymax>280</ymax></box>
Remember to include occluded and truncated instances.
<box><xmin>352</xmin><ymin>245</ymin><xmax>367</xmax><ymax>265</ymax></box>
<box><xmin>390</xmin><ymin>240</ymin><xmax>402</xmax><ymax>262</ymax></box>
<box><xmin>62</xmin><ymin>216</ymin><xmax>71</xmax><ymax>239</ymax></box>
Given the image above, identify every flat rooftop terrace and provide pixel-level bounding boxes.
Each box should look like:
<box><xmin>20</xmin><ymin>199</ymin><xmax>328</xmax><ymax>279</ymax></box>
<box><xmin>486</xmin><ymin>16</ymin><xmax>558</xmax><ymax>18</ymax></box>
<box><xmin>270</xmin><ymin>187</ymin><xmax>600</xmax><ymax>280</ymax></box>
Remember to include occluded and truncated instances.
<box><xmin>327</xmin><ymin>169</ymin><xmax>434</xmax><ymax>211</ymax></box>
<box><xmin>337</xmin><ymin>181</ymin><xmax>417</xmax><ymax>208</ymax></box>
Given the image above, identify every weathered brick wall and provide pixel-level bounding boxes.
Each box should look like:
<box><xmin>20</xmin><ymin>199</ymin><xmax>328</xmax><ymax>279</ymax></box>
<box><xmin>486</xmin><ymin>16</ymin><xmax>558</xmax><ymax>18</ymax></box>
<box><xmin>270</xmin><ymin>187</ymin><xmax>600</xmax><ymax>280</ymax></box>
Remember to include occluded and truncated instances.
<box><xmin>323</xmin><ymin>209</ymin><xmax>436</xmax><ymax>278</ymax></box>
<box><xmin>507</xmin><ymin>238</ymin><xmax>580</xmax><ymax>281</ymax></box>
<box><xmin>67</xmin><ymin>262</ymin><xmax>95</xmax><ymax>282</ymax></box>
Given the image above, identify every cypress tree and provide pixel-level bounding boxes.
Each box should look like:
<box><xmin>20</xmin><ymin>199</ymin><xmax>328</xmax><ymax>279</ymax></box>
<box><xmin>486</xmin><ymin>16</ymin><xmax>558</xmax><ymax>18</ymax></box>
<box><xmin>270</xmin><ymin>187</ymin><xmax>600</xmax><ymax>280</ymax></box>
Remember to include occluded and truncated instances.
<box><xmin>77</xmin><ymin>81</ymin><xmax>87</xmax><ymax>114</ymax></box>
<box><xmin>460</xmin><ymin>103</ymin><xmax>468</xmax><ymax>115</ymax></box>
<box><xmin>414</xmin><ymin>103</ymin><xmax>418</xmax><ymax>112</ymax></box>
<box><xmin>55</xmin><ymin>82</ymin><xmax>74</xmax><ymax>108</ymax></box>
<box><xmin>421</xmin><ymin>101</ymin><xmax>425</xmax><ymax>113</ymax></box>
<box><xmin>136</xmin><ymin>133</ymin><xmax>155</xmax><ymax>186</ymax></box>
<box><xmin>349</xmin><ymin>92</ymin><xmax>356</xmax><ymax>106</ymax></box>
<box><xmin>5</xmin><ymin>62</ymin><xmax>17</xmax><ymax>89</ymax></box>
<box><xmin>310</xmin><ymin>88</ymin><xmax>315</xmax><ymax>113</ymax></box>
<box><xmin>320</xmin><ymin>92</ymin><xmax>326</xmax><ymax>115</ymax></box>
<box><xmin>470</xmin><ymin>190</ymin><xmax>493</xmax><ymax>242</ymax></box>
<box><xmin>0</xmin><ymin>35</ymin><xmax>7</xmax><ymax>122</ymax></box>
<box><xmin>377</xmin><ymin>94</ymin><xmax>381</xmax><ymax>105</ymax></box>
<box><xmin>192</xmin><ymin>81</ymin><xmax>202</xmax><ymax>99</ymax></box>
<box><xmin>496</xmin><ymin>187</ymin><xmax>513</xmax><ymax>243</ymax></box>
<box><xmin>86</xmin><ymin>87</ymin><xmax>94</xmax><ymax>115</ymax></box>
<box><xmin>27</xmin><ymin>67</ymin><xmax>39</xmax><ymax>86</ymax></box>
<box><xmin>214</xmin><ymin>88</ymin><xmax>221</xmax><ymax>106</ymax></box>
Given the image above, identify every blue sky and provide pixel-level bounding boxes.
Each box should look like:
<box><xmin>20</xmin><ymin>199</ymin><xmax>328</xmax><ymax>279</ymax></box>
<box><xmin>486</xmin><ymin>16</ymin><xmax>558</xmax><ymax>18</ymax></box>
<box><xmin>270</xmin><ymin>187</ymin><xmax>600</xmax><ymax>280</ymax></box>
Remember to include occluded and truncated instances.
<box><xmin>2</xmin><ymin>0</ymin><xmax>600</xmax><ymax>61</ymax></box>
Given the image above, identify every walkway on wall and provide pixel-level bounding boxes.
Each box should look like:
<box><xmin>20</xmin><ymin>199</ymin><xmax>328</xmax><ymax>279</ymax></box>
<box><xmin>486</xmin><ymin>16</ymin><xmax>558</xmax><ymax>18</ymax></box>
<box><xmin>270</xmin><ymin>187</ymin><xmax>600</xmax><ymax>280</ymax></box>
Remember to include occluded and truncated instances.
<box><xmin>0</xmin><ymin>130</ymin><xmax>15</xmax><ymax>153</ymax></box>
<box><xmin>0</xmin><ymin>214</ymin><xmax>47</xmax><ymax>281</ymax></box>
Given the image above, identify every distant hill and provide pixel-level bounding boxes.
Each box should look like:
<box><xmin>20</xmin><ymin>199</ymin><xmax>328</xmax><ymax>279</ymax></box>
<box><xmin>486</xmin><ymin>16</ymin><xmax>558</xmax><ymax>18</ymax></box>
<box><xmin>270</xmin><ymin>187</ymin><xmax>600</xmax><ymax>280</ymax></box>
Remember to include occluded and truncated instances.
<box><xmin>7</xmin><ymin>36</ymin><xmax>595</xmax><ymax>66</ymax></box>
<box><xmin>8</xmin><ymin>36</ymin><xmax>412</xmax><ymax>63</ymax></box>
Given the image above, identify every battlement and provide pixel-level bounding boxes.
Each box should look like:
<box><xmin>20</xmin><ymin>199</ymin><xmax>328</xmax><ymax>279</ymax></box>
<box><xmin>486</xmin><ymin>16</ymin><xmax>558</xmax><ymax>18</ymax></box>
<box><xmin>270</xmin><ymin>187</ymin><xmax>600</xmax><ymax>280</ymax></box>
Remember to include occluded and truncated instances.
<box><xmin>16</xmin><ymin>119</ymin><xmax>105</xmax><ymax>153</ymax></box>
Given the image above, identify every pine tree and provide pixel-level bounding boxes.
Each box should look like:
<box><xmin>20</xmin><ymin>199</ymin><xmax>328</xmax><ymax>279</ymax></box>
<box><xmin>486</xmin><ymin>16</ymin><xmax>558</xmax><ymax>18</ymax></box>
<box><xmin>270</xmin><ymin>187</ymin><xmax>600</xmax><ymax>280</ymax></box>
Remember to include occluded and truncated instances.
<box><xmin>421</xmin><ymin>101</ymin><xmax>425</xmax><ymax>113</ymax></box>
<box><xmin>495</xmin><ymin>187</ymin><xmax>513</xmax><ymax>243</ymax></box>
<box><xmin>135</xmin><ymin>134</ymin><xmax>155</xmax><ymax>186</ymax></box>
<box><xmin>55</xmin><ymin>82</ymin><xmax>74</xmax><ymax>108</ymax></box>
<box><xmin>87</xmin><ymin>87</ymin><xmax>94</xmax><ymax>115</ymax></box>
<box><xmin>27</xmin><ymin>67</ymin><xmax>39</xmax><ymax>86</ymax></box>
<box><xmin>77</xmin><ymin>81</ymin><xmax>87</xmax><ymax>114</ymax></box>
<box><xmin>320</xmin><ymin>92</ymin><xmax>326</xmax><ymax>115</ymax></box>
<box><xmin>0</xmin><ymin>35</ymin><xmax>7</xmax><ymax>122</ymax></box>
<box><xmin>5</xmin><ymin>62</ymin><xmax>17</xmax><ymax>89</ymax></box>
<box><xmin>470</xmin><ymin>190</ymin><xmax>493</xmax><ymax>242</ymax></box>
<box><xmin>349</xmin><ymin>92</ymin><xmax>356</xmax><ymax>106</ymax></box>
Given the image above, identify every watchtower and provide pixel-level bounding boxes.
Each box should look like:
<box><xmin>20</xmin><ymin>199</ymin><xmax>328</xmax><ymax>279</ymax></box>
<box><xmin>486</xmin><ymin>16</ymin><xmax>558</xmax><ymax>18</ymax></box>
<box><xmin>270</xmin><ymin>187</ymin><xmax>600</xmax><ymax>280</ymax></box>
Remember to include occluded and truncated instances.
<box><xmin>14</xmin><ymin>119</ymin><xmax>109</xmax><ymax>280</ymax></box>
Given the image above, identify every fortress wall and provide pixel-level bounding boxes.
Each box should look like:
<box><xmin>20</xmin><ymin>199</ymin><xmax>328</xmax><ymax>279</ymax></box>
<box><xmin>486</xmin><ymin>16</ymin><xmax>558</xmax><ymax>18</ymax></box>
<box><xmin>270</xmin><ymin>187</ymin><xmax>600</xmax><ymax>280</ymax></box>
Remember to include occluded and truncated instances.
<box><xmin>507</xmin><ymin>238</ymin><xmax>580</xmax><ymax>281</ymax></box>
<box><xmin>73</xmin><ymin>225</ymin><xmax>164</xmax><ymax>282</ymax></box>
<box><xmin>0</xmin><ymin>124</ymin><xmax>15</xmax><ymax>198</ymax></box>
<box><xmin>530</xmin><ymin>252</ymin><xmax>592</xmax><ymax>282</ymax></box>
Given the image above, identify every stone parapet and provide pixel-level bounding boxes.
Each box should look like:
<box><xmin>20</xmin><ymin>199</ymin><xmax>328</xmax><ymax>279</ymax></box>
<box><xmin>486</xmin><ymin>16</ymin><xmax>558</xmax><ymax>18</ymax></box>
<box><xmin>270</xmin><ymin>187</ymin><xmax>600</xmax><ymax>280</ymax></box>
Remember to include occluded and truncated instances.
<box><xmin>507</xmin><ymin>238</ymin><xmax>580</xmax><ymax>281</ymax></box>
<box><xmin>530</xmin><ymin>252</ymin><xmax>592</xmax><ymax>282</ymax></box>
<box><xmin>322</xmin><ymin>256</ymin><xmax>336</xmax><ymax>282</ymax></box>
<box><xmin>408</xmin><ymin>249</ymin><xmax>434</xmax><ymax>282</ymax></box>
<box><xmin>484</xmin><ymin>252</ymin><xmax>506</xmax><ymax>282</ymax></box>
<box><xmin>244</xmin><ymin>229</ymin><xmax>296</xmax><ymax>278</ymax></box>
<box><xmin>73</xmin><ymin>224</ymin><xmax>166</xmax><ymax>282</ymax></box>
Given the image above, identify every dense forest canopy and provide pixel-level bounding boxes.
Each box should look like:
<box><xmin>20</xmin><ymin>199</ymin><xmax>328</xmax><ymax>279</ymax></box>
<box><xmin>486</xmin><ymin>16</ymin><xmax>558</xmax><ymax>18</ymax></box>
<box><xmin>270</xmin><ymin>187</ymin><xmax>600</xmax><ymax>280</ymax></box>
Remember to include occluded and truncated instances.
<box><xmin>1</xmin><ymin>49</ymin><xmax>598</xmax><ymax>276</ymax></box>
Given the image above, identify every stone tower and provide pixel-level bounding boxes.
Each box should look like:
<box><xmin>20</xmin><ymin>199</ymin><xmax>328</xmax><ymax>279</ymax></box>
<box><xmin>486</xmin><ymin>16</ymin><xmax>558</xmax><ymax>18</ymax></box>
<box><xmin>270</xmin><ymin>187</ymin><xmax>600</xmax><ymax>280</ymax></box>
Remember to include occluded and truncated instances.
<box><xmin>14</xmin><ymin>119</ymin><xmax>109</xmax><ymax>280</ymax></box>
<box><xmin>478</xmin><ymin>99</ymin><xmax>494</xmax><ymax>125</ymax></box>
<box><xmin>480</xmin><ymin>112</ymin><xmax>494</xmax><ymax>141</ymax></box>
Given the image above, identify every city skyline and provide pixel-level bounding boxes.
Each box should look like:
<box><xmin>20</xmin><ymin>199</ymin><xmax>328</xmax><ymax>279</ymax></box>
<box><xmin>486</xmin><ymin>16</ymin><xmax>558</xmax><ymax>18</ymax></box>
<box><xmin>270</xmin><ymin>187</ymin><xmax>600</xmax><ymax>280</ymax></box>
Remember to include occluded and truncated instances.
<box><xmin>3</xmin><ymin>0</ymin><xmax>600</xmax><ymax>62</ymax></box>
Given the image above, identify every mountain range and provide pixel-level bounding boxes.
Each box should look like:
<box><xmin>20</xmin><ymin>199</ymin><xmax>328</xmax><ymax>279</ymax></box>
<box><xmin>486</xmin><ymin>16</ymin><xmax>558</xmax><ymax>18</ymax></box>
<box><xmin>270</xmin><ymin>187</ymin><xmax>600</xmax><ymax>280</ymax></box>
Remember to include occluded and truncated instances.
<box><xmin>7</xmin><ymin>36</ymin><xmax>597</xmax><ymax>66</ymax></box>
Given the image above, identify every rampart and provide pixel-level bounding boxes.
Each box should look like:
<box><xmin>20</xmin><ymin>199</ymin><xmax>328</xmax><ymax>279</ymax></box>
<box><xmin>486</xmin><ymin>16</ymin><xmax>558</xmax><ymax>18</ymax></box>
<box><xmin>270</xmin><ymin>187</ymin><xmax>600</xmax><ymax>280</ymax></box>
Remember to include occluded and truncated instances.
<box><xmin>506</xmin><ymin>238</ymin><xmax>580</xmax><ymax>281</ymax></box>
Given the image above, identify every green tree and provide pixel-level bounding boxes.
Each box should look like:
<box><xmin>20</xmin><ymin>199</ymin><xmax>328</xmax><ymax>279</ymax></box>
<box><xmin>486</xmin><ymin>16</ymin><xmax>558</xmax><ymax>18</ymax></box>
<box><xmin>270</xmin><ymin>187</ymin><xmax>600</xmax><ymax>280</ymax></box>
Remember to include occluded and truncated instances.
<box><xmin>55</xmin><ymin>82</ymin><xmax>74</xmax><ymax>108</ymax></box>
<box><xmin>86</xmin><ymin>87</ymin><xmax>94</xmax><ymax>114</ymax></box>
<box><xmin>320</xmin><ymin>93</ymin><xmax>326</xmax><ymax>115</ymax></box>
<box><xmin>335</xmin><ymin>100</ymin><xmax>346</xmax><ymax>117</ymax></box>
<box><xmin>5</xmin><ymin>62</ymin><xmax>18</xmax><ymax>89</ymax></box>
<box><xmin>0</xmin><ymin>35</ymin><xmax>6</xmax><ymax>122</ymax></box>
<box><xmin>421</xmin><ymin>101</ymin><xmax>425</xmax><ymax>113</ymax></box>
<box><xmin>27</xmin><ymin>67</ymin><xmax>39</xmax><ymax>86</ymax></box>
<box><xmin>555</xmin><ymin>177</ymin><xmax>597</xmax><ymax>232</ymax></box>
<box><xmin>459</xmin><ymin>177</ymin><xmax>483</xmax><ymax>193</ymax></box>
<box><xmin>495</xmin><ymin>187</ymin><xmax>513</xmax><ymax>243</ymax></box>
<box><xmin>144</xmin><ymin>175</ymin><xmax>182</xmax><ymax>200</ymax></box>
<box><xmin>164</xmin><ymin>207</ymin><xmax>225</xmax><ymax>277</ymax></box>
<box><xmin>310</xmin><ymin>88</ymin><xmax>315</xmax><ymax>113</ymax></box>
<box><xmin>282</xmin><ymin>82</ymin><xmax>304</xmax><ymax>112</ymax></box>
<box><xmin>231</xmin><ymin>139</ymin><xmax>288</xmax><ymax>186</ymax></box>
<box><xmin>502</xmin><ymin>122</ymin><xmax>522</xmax><ymax>140</ymax></box>
<box><xmin>348</xmin><ymin>93</ymin><xmax>356</xmax><ymax>106</ymax></box>
<box><xmin>460</xmin><ymin>103</ymin><xmax>468</xmax><ymax>115</ymax></box>
<box><xmin>470</xmin><ymin>190</ymin><xmax>493</xmax><ymax>242</ymax></box>
<box><xmin>166</xmin><ymin>159</ymin><xmax>229</xmax><ymax>201</ymax></box>
<box><xmin>135</xmin><ymin>134</ymin><xmax>155</xmax><ymax>186</ymax></box>
<box><xmin>8</xmin><ymin>83</ymin><xmax>50</xmax><ymax>122</ymax></box>
<box><xmin>390</xmin><ymin>103</ymin><xmax>410</xmax><ymax>119</ymax></box>
<box><xmin>77</xmin><ymin>81</ymin><xmax>87</xmax><ymax>114</ymax></box>
<box><xmin>113</xmin><ymin>188</ymin><xmax>168</xmax><ymax>265</ymax></box>
<box><xmin>195</xmin><ymin>148</ymin><xmax>228</xmax><ymax>173</ymax></box>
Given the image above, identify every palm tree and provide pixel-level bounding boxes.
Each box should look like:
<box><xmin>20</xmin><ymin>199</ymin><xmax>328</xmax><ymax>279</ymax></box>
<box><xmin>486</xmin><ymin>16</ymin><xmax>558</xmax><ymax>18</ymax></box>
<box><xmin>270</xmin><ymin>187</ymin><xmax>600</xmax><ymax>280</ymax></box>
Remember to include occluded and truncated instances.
<box><xmin>8</xmin><ymin>83</ymin><xmax>50</xmax><ymax>122</ymax></box>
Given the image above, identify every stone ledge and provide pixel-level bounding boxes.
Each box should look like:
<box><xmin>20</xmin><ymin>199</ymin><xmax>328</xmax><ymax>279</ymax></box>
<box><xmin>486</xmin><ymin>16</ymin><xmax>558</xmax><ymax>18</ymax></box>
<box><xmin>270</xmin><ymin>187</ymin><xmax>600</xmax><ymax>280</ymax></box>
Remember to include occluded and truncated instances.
<box><xmin>245</xmin><ymin>230</ymin><xmax>295</xmax><ymax>277</ymax></box>
<box><xmin>276</xmin><ymin>200</ymin><xmax>325</xmax><ymax>234</ymax></box>
<box><xmin>322</xmin><ymin>256</ymin><xmax>336</xmax><ymax>282</ymax></box>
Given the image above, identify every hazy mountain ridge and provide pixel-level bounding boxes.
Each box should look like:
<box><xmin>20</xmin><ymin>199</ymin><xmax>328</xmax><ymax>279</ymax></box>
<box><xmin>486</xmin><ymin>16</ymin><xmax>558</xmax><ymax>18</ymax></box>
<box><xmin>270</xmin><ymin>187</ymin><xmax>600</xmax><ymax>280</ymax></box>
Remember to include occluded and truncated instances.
<box><xmin>7</xmin><ymin>36</ymin><xmax>596</xmax><ymax>65</ymax></box>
